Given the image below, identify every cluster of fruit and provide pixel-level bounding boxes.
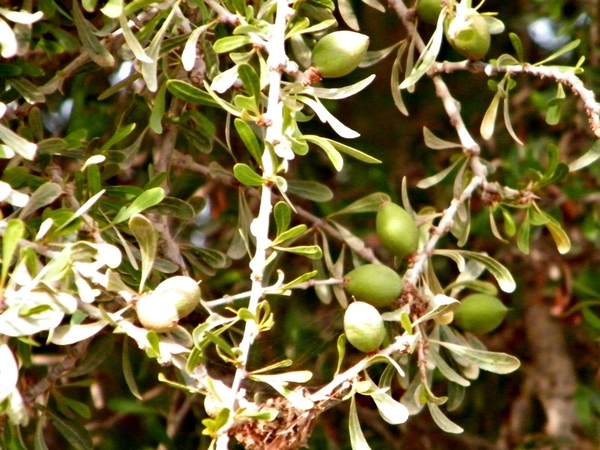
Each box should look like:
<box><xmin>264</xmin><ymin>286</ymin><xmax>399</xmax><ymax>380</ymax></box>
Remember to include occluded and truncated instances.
<box><xmin>342</xmin><ymin>202</ymin><xmax>508</xmax><ymax>353</ymax></box>
<box><xmin>417</xmin><ymin>0</ymin><xmax>492</xmax><ymax>60</ymax></box>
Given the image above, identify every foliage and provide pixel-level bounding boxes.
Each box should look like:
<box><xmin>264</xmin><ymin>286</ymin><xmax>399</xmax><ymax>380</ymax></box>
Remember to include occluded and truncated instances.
<box><xmin>1</xmin><ymin>0</ymin><xmax>600</xmax><ymax>449</ymax></box>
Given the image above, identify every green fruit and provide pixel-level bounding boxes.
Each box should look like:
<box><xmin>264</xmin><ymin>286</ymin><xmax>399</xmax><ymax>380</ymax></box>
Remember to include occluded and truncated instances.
<box><xmin>416</xmin><ymin>0</ymin><xmax>443</xmax><ymax>25</ymax></box>
<box><xmin>311</xmin><ymin>31</ymin><xmax>369</xmax><ymax>78</ymax></box>
<box><xmin>136</xmin><ymin>276</ymin><xmax>201</xmax><ymax>332</ymax></box>
<box><xmin>445</xmin><ymin>9</ymin><xmax>491</xmax><ymax>60</ymax></box>
<box><xmin>454</xmin><ymin>293</ymin><xmax>507</xmax><ymax>334</ymax></box>
<box><xmin>344</xmin><ymin>264</ymin><xmax>403</xmax><ymax>307</ymax></box>
<box><xmin>344</xmin><ymin>301</ymin><xmax>386</xmax><ymax>353</ymax></box>
<box><xmin>376</xmin><ymin>202</ymin><xmax>419</xmax><ymax>259</ymax></box>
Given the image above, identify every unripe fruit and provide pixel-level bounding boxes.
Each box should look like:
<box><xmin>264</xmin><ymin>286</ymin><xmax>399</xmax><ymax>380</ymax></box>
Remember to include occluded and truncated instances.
<box><xmin>311</xmin><ymin>31</ymin><xmax>369</xmax><ymax>78</ymax></box>
<box><xmin>445</xmin><ymin>9</ymin><xmax>491</xmax><ymax>60</ymax></box>
<box><xmin>344</xmin><ymin>264</ymin><xmax>403</xmax><ymax>307</ymax></box>
<box><xmin>344</xmin><ymin>301</ymin><xmax>385</xmax><ymax>353</ymax></box>
<box><xmin>454</xmin><ymin>294</ymin><xmax>507</xmax><ymax>334</ymax></box>
<box><xmin>416</xmin><ymin>0</ymin><xmax>443</xmax><ymax>25</ymax></box>
<box><xmin>376</xmin><ymin>202</ymin><xmax>419</xmax><ymax>259</ymax></box>
<box><xmin>136</xmin><ymin>276</ymin><xmax>201</xmax><ymax>332</ymax></box>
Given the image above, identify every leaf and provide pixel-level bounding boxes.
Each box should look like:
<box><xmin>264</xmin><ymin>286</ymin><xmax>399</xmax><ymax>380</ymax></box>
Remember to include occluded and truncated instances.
<box><xmin>299</xmin><ymin>97</ymin><xmax>360</xmax><ymax>139</ymax></box>
<box><xmin>275</xmin><ymin>245</ymin><xmax>323</xmax><ymax>259</ymax></box>
<box><xmin>417</xmin><ymin>157</ymin><xmax>465</xmax><ymax>189</ymax></box>
<box><xmin>166</xmin><ymin>80</ymin><xmax>219</xmax><ymax>107</ymax></box>
<box><xmin>72</xmin><ymin>0</ymin><xmax>114</xmax><ymax>67</ymax></box>
<box><xmin>271</xmin><ymin>224</ymin><xmax>308</xmax><ymax>247</ymax></box>
<box><xmin>427</xmin><ymin>403</ymin><xmax>464</xmax><ymax>434</ymax></box>
<box><xmin>287</xmin><ymin>179</ymin><xmax>333</xmax><ymax>202</ymax></box>
<box><xmin>234</xmin><ymin>119</ymin><xmax>262</xmax><ymax>166</ymax></box>
<box><xmin>349</xmin><ymin>396</ymin><xmax>372</xmax><ymax>450</ymax></box>
<box><xmin>44</xmin><ymin>407</ymin><xmax>93</xmax><ymax>450</ymax></box>
<box><xmin>8</xmin><ymin>77</ymin><xmax>45</xmax><ymax>104</ymax></box>
<box><xmin>370</xmin><ymin>391</ymin><xmax>409</xmax><ymax>425</ymax></box>
<box><xmin>423</xmin><ymin>127</ymin><xmax>462</xmax><ymax>150</ymax></box>
<box><xmin>301</xmin><ymin>135</ymin><xmax>343</xmax><ymax>171</ymax></box>
<box><xmin>0</xmin><ymin>122</ymin><xmax>37</xmax><ymax>160</ymax></box>
<box><xmin>237</xmin><ymin>64</ymin><xmax>261</xmax><ymax>106</ymax></box>
<box><xmin>49</xmin><ymin>321</ymin><xmax>108</xmax><ymax>345</ymax></box>
<box><xmin>18</xmin><ymin>182</ymin><xmax>62</xmax><ymax>220</ymax></box>
<box><xmin>400</xmin><ymin>13</ymin><xmax>445</xmax><ymax>90</ymax></box>
<box><xmin>311</xmin><ymin>75</ymin><xmax>376</xmax><ymax>100</ymax></box>
<box><xmin>325</xmin><ymin>139</ymin><xmax>380</xmax><ymax>164</ymax></box>
<box><xmin>432</xmin><ymin>340</ymin><xmax>521</xmax><ymax>374</ymax></box>
<box><xmin>129</xmin><ymin>214</ymin><xmax>157</xmax><ymax>291</ymax></box>
<box><xmin>1</xmin><ymin>219</ymin><xmax>25</xmax><ymax>288</ymax></box>
<box><xmin>122</xmin><ymin>336</ymin><xmax>142</xmax><ymax>400</ymax></box>
<box><xmin>428</xmin><ymin>346</ymin><xmax>470</xmax><ymax>387</ymax></box>
<box><xmin>517</xmin><ymin>210</ymin><xmax>531</xmax><ymax>254</ymax></box>
<box><xmin>569</xmin><ymin>139</ymin><xmax>600</xmax><ymax>172</ymax></box>
<box><xmin>213</xmin><ymin>35</ymin><xmax>252</xmax><ymax>53</ymax></box>
<box><xmin>436</xmin><ymin>249</ymin><xmax>516</xmax><ymax>293</ymax></box>
<box><xmin>480</xmin><ymin>91</ymin><xmax>501</xmax><ymax>140</ymax></box>
<box><xmin>509</xmin><ymin>32</ymin><xmax>524</xmax><ymax>62</ymax></box>
<box><xmin>274</xmin><ymin>201</ymin><xmax>291</xmax><ymax>236</ymax></box>
<box><xmin>118</xmin><ymin>12</ymin><xmax>152</xmax><ymax>63</ymax></box>
<box><xmin>149</xmin><ymin>82</ymin><xmax>167</xmax><ymax>134</ymax></box>
<box><xmin>534</xmin><ymin>39</ymin><xmax>580</xmax><ymax>66</ymax></box>
<box><xmin>233</xmin><ymin>163</ymin><xmax>264</xmax><ymax>186</ymax></box>
<box><xmin>545</xmin><ymin>216</ymin><xmax>571</xmax><ymax>254</ymax></box>
<box><xmin>391</xmin><ymin>53</ymin><xmax>408</xmax><ymax>116</ymax></box>
<box><xmin>140</xmin><ymin>5</ymin><xmax>177</xmax><ymax>92</ymax></box>
<box><xmin>339</xmin><ymin>0</ymin><xmax>359</xmax><ymax>30</ymax></box>
<box><xmin>111</xmin><ymin>187</ymin><xmax>165</xmax><ymax>225</ymax></box>
<box><xmin>327</xmin><ymin>192</ymin><xmax>390</xmax><ymax>217</ymax></box>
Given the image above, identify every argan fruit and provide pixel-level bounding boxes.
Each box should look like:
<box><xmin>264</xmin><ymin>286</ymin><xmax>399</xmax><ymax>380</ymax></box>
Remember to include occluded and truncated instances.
<box><xmin>376</xmin><ymin>202</ymin><xmax>419</xmax><ymax>259</ymax></box>
<box><xmin>136</xmin><ymin>276</ymin><xmax>201</xmax><ymax>332</ymax></box>
<box><xmin>311</xmin><ymin>31</ymin><xmax>369</xmax><ymax>78</ymax></box>
<box><xmin>445</xmin><ymin>9</ymin><xmax>491</xmax><ymax>60</ymax></box>
<box><xmin>454</xmin><ymin>293</ymin><xmax>507</xmax><ymax>334</ymax></box>
<box><xmin>344</xmin><ymin>301</ymin><xmax>386</xmax><ymax>353</ymax></box>
<box><xmin>344</xmin><ymin>264</ymin><xmax>403</xmax><ymax>307</ymax></box>
<box><xmin>416</xmin><ymin>0</ymin><xmax>443</xmax><ymax>25</ymax></box>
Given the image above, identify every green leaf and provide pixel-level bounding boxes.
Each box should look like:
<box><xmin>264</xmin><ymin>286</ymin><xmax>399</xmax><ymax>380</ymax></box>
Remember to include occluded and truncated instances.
<box><xmin>427</xmin><ymin>402</ymin><xmax>464</xmax><ymax>434</ymax></box>
<box><xmin>370</xmin><ymin>390</ymin><xmax>409</xmax><ymax>425</ymax></box>
<box><xmin>166</xmin><ymin>80</ymin><xmax>219</xmax><ymax>107</ymax></box>
<box><xmin>233</xmin><ymin>163</ymin><xmax>264</xmax><ymax>186</ymax></box>
<box><xmin>278</xmin><ymin>270</ymin><xmax>318</xmax><ymax>291</ymax></box>
<box><xmin>122</xmin><ymin>336</ymin><xmax>142</xmax><ymax>400</ymax></box>
<box><xmin>582</xmin><ymin>307</ymin><xmax>600</xmax><ymax>329</ymax></box>
<box><xmin>429</xmin><ymin>346</ymin><xmax>470</xmax><ymax>387</ymax></box>
<box><xmin>570</xmin><ymin>139</ymin><xmax>600</xmax><ymax>172</ymax></box>
<box><xmin>99</xmin><ymin>123</ymin><xmax>136</xmax><ymax>152</ymax></box>
<box><xmin>432</xmin><ymin>340</ymin><xmax>521</xmax><ymax>374</ymax></box>
<box><xmin>111</xmin><ymin>187</ymin><xmax>165</xmax><ymax>225</ymax></box>
<box><xmin>301</xmin><ymin>135</ymin><xmax>343</xmax><ymax>171</ymax></box>
<box><xmin>271</xmin><ymin>224</ymin><xmax>308</xmax><ymax>247</ymax></box>
<box><xmin>274</xmin><ymin>201</ymin><xmax>291</xmax><ymax>235</ymax></box>
<box><xmin>327</xmin><ymin>192</ymin><xmax>390</xmax><ymax>217</ymax></box>
<box><xmin>0</xmin><ymin>122</ymin><xmax>37</xmax><ymax>160</ymax></box>
<box><xmin>65</xmin><ymin>334</ymin><xmax>115</xmax><ymax>378</ymax></box>
<box><xmin>325</xmin><ymin>139</ymin><xmax>381</xmax><ymax>164</ymax></box>
<box><xmin>422</xmin><ymin>127</ymin><xmax>462</xmax><ymax>150</ymax></box>
<box><xmin>509</xmin><ymin>32</ymin><xmax>524</xmax><ymax>62</ymax></box>
<box><xmin>18</xmin><ymin>182</ymin><xmax>62</xmax><ymax>220</ymax></box>
<box><xmin>275</xmin><ymin>245</ymin><xmax>323</xmax><ymax>259</ymax></box>
<box><xmin>8</xmin><ymin>77</ymin><xmax>45</xmax><ymax>104</ymax></box>
<box><xmin>287</xmin><ymin>179</ymin><xmax>333</xmax><ymax>202</ymax></box>
<box><xmin>149</xmin><ymin>82</ymin><xmax>167</xmax><ymax>134</ymax></box>
<box><xmin>349</xmin><ymin>395</ymin><xmax>372</xmax><ymax>450</ymax></box>
<box><xmin>71</xmin><ymin>0</ymin><xmax>114</xmax><ymax>67</ymax></box>
<box><xmin>34</xmin><ymin>415</ymin><xmax>50</xmax><ymax>450</ymax></box>
<box><xmin>517</xmin><ymin>210</ymin><xmax>531</xmax><ymax>254</ymax></box>
<box><xmin>234</xmin><ymin>118</ymin><xmax>263</xmax><ymax>165</ymax></box>
<box><xmin>480</xmin><ymin>91</ymin><xmax>501</xmax><ymax>140</ymax></box>
<box><xmin>237</xmin><ymin>63</ymin><xmax>261</xmax><ymax>106</ymax></box>
<box><xmin>339</xmin><ymin>0</ymin><xmax>359</xmax><ymax>30</ymax></box>
<box><xmin>44</xmin><ymin>407</ymin><xmax>93</xmax><ymax>450</ymax></box>
<box><xmin>213</xmin><ymin>35</ymin><xmax>252</xmax><ymax>53</ymax></box>
<box><xmin>534</xmin><ymin>39</ymin><xmax>580</xmax><ymax>66</ymax></box>
<box><xmin>299</xmin><ymin>97</ymin><xmax>360</xmax><ymax>139</ymax></box>
<box><xmin>1</xmin><ymin>218</ymin><xmax>25</xmax><ymax>288</ymax></box>
<box><xmin>311</xmin><ymin>75</ymin><xmax>376</xmax><ymax>100</ymax></box>
<box><xmin>129</xmin><ymin>214</ymin><xmax>157</xmax><ymax>291</ymax></box>
<box><xmin>437</xmin><ymin>250</ymin><xmax>516</xmax><ymax>293</ymax></box>
<box><xmin>417</xmin><ymin>157</ymin><xmax>466</xmax><ymax>189</ymax></box>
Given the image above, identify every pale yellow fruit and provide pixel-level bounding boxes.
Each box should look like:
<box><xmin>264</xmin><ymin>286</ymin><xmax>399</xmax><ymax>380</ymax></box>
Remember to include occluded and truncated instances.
<box><xmin>344</xmin><ymin>301</ymin><xmax>385</xmax><ymax>353</ymax></box>
<box><xmin>136</xmin><ymin>276</ymin><xmax>201</xmax><ymax>332</ymax></box>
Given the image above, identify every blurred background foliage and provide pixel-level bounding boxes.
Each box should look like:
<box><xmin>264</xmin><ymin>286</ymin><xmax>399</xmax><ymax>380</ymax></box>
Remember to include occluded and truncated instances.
<box><xmin>2</xmin><ymin>0</ymin><xmax>600</xmax><ymax>449</ymax></box>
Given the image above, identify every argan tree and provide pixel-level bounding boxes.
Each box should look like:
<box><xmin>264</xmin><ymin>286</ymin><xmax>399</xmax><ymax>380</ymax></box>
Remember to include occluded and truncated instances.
<box><xmin>1</xmin><ymin>0</ymin><xmax>600</xmax><ymax>449</ymax></box>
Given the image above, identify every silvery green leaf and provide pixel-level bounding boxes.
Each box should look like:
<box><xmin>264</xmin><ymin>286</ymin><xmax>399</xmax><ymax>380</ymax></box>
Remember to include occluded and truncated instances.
<box><xmin>18</xmin><ymin>182</ymin><xmax>62</xmax><ymax>219</ymax></box>
<box><xmin>417</xmin><ymin>157</ymin><xmax>465</xmax><ymax>189</ymax></box>
<box><xmin>427</xmin><ymin>402</ymin><xmax>464</xmax><ymax>433</ymax></box>
<box><xmin>300</xmin><ymin>96</ymin><xmax>360</xmax><ymax>139</ymax></box>
<box><xmin>428</xmin><ymin>346</ymin><xmax>470</xmax><ymax>387</ymax></box>
<box><xmin>432</xmin><ymin>340</ymin><xmax>521</xmax><ymax>374</ymax></box>
<box><xmin>129</xmin><ymin>214</ymin><xmax>157</xmax><ymax>291</ymax></box>
<box><xmin>361</xmin><ymin>0</ymin><xmax>384</xmax><ymax>13</ymax></box>
<box><xmin>0</xmin><ymin>122</ymin><xmax>36</xmax><ymax>159</ymax></box>
<box><xmin>49</xmin><ymin>321</ymin><xmax>109</xmax><ymax>345</ymax></box>
<box><xmin>349</xmin><ymin>396</ymin><xmax>372</xmax><ymax>450</ymax></box>
<box><xmin>483</xmin><ymin>16</ymin><xmax>505</xmax><ymax>35</ymax></box>
<box><xmin>569</xmin><ymin>139</ymin><xmax>600</xmax><ymax>171</ymax></box>
<box><xmin>72</xmin><ymin>0</ymin><xmax>114</xmax><ymax>67</ymax></box>
<box><xmin>100</xmin><ymin>0</ymin><xmax>122</xmax><ymax>17</ymax></box>
<box><xmin>423</xmin><ymin>127</ymin><xmax>462</xmax><ymax>150</ymax></box>
<box><xmin>310</xmin><ymin>75</ymin><xmax>375</xmax><ymax>100</ymax></box>
<box><xmin>339</xmin><ymin>0</ymin><xmax>359</xmax><ymax>30</ymax></box>
<box><xmin>480</xmin><ymin>91</ymin><xmax>501</xmax><ymax>140</ymax></box>
<box><xmin>327</xmin><ymin>192</ymin><xmax>390</xmax><ymax>217</ymax></box>
<box><xmin>360</xmin><ymin>43</ymin><xmax>399</xmax><ymax>68</ymax></box>
<box><xmin>119</xmin><ymin>13</ymin><xmax>152</xmax><ymax>63</ymax></box>
<box><xmin>371</xmin><ymin>390</ymin><xmax>409</xmax><ymax>424</ymax></box>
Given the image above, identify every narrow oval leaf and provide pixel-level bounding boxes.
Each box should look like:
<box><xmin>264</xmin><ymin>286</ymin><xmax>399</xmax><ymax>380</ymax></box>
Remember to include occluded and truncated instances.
<box><xmin>274</xmin><ymin>201</ymin><xmax>291</xmax><ymax>235</ymax></box>
<box><xmin>234</xmin><ymin>118</ymin><xmax>262</xmax><ymax>165</ymax></box>
<box><xmin>129</xmin><ymin>214</ymin><xmax>157</xmax><ymax>291</ymax></box>
<box><xmin>18</xmin><ymin>182</ymin><xmax>62</xmax><ymax>219</ymax></box>
<box><xmin>371</xmin><ymin>391</ymin><xmax>409</xmax><ymax>425</ymax></box>
<box><xmin>44</xmin><ymin>407</ymin><xmax>93</xmax><ymax>450</ymax></box>
<box><xmin>112</xmin><ymin>187</ymin><xmax>165</xmax><ymax>224</ymax></box>
<box><xmin>1</xmin><ymin>218</ymin><xmax>25</xmax><ymax>286</ymax></box>
<box><xmin>569</xmin><ymin>139</ymin><xmax>600</xmax><ymax>172</ymax></box>
<box><xmin>423</xmin><ymin>127</ymin><xmax>462</xmax><ymax>150</ymax></box>
<box><xmin>327</xmin><ymin>192</ymin><xmax>390</xmax><ymax>217</ymax></box>
<box><xmin>233</xmin><ymin>163</ymin><xmax>264</xmax><ymax>186</ymax></box>
<box><xmin>427</xmin><ymin>402</ymin><xmax>464</xmax><ymax>434</ymax></box>
<box><xmin>0</xmin><ymin>122</ymin><xmax>37</xmax><ymax>160</ymax></box>
<box><xmin>276</xmin><ymin>245</ymin><xmax>323</xmax><ymax>259</ymax></box>
<box><xmin>349</xmin><ymin>396</ymin><xmax>372</xmax><ymax>450</ymax></box>
<box><xmin>213</xmin><ymin>35</ymin><xmax>252</xmax><ymax>53</ymax></box>
<box><xmin>301</xmin><ymin>135</ymin><xmax>343</xmax><ymax>171</ymax></box>
<box><xmin>49</xmin><ymin>321</ymin><xmax>108</xmax><ymax>345</ymax></box>
<box><xmin>287</xmin><ymin>179</ymin><xmax>333</xmax><ymax>202</ymax></box>
<box><xmin>480</xmin><ymin>91</ymin><xmax>501</xmax><ymax>140</ymax></box>
<box><xmin>448</xmin><ymin>250</ymin><xmax>516</xmax><ymax>293</ymax></box>
<box><xmin>166</xmin><ymin>80</ymin><xmax>219</xmax><ymax>107</ymax></box>
<box><xmin>72</xmin><ymin>0</ymin><xmax>114</xmax><ymax>67</ymax></box>
<box><xmin>433</xmin><ymin>340</ymin><xmax>521</xmax><ymax>374</ymax></box>
<box><xmin>311</xmin><ymin>75</ymin><xmax>376</xmax><ymax>100</ymax></box>
<box><xmin>326</xmin><ymin>139</ymin><xmax>380</xmax><ymax>164</ymax></box>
